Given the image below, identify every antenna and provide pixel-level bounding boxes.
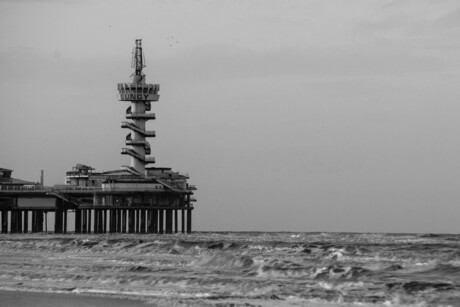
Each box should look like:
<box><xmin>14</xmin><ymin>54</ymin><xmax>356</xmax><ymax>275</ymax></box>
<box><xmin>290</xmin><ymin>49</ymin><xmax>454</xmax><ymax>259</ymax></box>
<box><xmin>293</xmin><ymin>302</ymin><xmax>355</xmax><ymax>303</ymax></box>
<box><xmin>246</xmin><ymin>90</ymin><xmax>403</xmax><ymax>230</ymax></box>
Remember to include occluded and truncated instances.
<box><xmin>132</xmin><ymin>39</ymin><xmax>145</xmax><ymax>76</ymax></box>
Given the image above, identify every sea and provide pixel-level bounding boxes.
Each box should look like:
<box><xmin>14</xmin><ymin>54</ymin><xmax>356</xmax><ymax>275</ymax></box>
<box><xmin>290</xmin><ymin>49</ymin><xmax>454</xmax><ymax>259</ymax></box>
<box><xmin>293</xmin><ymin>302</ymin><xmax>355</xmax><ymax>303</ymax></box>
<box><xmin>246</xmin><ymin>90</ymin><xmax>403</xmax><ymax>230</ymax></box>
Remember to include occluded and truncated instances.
<box><xmin>0</xmin><ymin>232</ymin><xmax>459</xmax><ymax>306</ymax></box>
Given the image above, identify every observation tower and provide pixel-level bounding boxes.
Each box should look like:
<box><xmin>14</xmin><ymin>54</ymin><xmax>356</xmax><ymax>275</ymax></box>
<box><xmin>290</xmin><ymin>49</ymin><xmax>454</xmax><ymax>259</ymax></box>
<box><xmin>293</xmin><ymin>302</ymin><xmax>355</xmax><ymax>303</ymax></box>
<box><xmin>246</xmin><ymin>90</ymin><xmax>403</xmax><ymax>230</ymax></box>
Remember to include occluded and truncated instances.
<box><xmin>118</xmin><ymin>39</ymin><xmax>159</xmax><ymax>176</ymax></box>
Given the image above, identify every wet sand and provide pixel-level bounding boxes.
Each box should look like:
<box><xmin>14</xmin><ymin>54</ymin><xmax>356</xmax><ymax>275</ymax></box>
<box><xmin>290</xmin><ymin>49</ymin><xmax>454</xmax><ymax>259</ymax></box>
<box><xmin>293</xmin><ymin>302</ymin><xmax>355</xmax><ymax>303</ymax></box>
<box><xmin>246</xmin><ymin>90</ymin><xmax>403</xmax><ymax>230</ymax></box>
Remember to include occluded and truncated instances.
<box><xmin>0</xmin><ymin>290</ymin><xmax>385</xmax><ymax>307</ymax></box>
<box><xmin>0</xmin><ymin>290</ymin><xmax>149</xmax><ymax>307</ymax></box>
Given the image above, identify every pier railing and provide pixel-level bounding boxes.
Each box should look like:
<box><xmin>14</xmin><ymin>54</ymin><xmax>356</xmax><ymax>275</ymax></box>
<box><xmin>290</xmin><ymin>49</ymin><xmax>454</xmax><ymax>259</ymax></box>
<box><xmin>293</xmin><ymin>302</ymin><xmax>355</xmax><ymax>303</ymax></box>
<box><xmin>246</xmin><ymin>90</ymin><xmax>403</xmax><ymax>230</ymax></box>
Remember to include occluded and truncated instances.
<box><xmin>0</xmin><ymin>185</ymin><xmax>193</xmax><ymax>193</ymax></box>
<box><xmin>1</xmin><ymin>185</ymin><xmax>49</xmax><ymax>191</ymax></box>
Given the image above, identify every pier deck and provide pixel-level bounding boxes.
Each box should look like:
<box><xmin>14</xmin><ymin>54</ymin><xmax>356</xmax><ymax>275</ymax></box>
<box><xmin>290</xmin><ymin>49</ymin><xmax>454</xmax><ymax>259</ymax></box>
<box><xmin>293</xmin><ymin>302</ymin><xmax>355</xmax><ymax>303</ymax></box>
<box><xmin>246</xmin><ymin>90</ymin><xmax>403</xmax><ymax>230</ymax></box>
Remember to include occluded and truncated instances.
<box><xmin>0</xmin><ymin>186</ymin><xmax>194</xmax><ymax>234</ymax></box>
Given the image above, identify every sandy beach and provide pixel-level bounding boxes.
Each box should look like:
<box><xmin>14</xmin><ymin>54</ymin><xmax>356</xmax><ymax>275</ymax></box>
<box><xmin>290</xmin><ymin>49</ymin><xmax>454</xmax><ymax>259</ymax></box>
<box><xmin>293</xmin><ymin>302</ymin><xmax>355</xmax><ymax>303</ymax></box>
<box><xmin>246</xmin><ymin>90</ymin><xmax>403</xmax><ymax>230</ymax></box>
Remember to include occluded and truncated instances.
<box><xmin>0</xmin><ymin>290</ymin><xmax>149</xmax><ymax>307</ymax></box>
<box><xmin>0</xmin><ymin>290</ymin><xmax>368</xmax><ymax>307</ymax></box>
<box><xmin>1</xmin><ymin>290</ymin><xmax>392</xmax><ymax>307</ymax></box>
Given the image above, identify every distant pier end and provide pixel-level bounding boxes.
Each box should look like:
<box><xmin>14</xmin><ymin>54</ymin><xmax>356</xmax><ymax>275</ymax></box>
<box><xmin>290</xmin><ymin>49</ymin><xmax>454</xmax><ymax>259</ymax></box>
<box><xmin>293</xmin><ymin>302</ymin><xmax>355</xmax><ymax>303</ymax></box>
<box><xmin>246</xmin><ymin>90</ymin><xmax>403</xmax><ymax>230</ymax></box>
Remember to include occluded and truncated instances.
<box><xmin>0</xmin><ymin>40</ymin><xmax>196</xmax><ymax>234</ymax></box>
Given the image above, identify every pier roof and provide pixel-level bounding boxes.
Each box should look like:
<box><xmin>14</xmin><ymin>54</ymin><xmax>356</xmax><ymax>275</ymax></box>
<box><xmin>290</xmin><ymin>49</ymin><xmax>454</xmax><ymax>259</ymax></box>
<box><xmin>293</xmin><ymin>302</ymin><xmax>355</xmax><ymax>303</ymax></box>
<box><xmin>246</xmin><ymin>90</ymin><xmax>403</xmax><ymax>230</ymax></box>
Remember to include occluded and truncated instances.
<box><xmin>3</xmin><ymin>178</ymin><xmax>37</xmax><ymax>185</ymax></box>
<box><xmin>0</xmin><ymin>168</ymin><xmax>36</xmax><ymax>186</ymax></box>
<box><xmin>0</xmin><ymin>168</ymin><xmax>13</xmax><ymax>179</ymax></box>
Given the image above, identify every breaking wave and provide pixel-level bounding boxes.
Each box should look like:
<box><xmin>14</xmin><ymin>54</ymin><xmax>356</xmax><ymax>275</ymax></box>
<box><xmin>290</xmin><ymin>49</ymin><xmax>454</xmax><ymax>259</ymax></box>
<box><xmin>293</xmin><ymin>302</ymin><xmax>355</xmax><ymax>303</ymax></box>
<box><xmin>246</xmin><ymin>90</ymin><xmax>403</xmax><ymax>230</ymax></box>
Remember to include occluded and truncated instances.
<box><xmin>0</xmin><ymin>232</ymin><xmax>459</xmax><ymax>306</ymax></box>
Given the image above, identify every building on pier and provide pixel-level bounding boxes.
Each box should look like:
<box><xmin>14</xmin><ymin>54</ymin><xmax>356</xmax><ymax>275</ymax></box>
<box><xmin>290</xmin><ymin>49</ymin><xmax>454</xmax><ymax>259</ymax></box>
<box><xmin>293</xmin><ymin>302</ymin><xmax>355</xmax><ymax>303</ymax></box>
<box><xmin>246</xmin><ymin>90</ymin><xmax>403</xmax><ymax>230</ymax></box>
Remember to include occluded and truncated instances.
<box><xmin>65</xmin><ymin>164</ymin><xmax>102</xmax><ymax>187</ymax></box>
<box><xmin>0</xmin><ymin>40</ymin><xmax>196</xmax><ymax>234</ymax></box>
<box><xmin>0</xmin><ymin>168</ymin><xmax>38</xmax><ymax>189</ymax></box>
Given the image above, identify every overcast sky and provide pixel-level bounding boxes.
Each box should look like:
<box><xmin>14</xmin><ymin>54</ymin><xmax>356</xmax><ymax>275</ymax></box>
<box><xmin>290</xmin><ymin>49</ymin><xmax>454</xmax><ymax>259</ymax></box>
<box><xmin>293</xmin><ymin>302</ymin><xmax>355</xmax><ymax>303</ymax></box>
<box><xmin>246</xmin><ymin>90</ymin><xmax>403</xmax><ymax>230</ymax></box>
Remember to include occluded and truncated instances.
<box><xmin>1</xmin><ymin>0</ymin><xmax>460</xmax><ymax>233</ymax></box>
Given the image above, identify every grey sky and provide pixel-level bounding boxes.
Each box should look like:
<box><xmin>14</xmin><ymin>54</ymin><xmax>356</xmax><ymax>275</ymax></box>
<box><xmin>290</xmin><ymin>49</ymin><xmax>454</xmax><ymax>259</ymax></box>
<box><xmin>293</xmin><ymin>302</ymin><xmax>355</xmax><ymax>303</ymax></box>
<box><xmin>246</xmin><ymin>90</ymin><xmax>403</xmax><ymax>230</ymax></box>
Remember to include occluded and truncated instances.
<box><xmin>1</xmin><ymin>0</ymin><xmax>460</xmax><ymax>233</ymax></box>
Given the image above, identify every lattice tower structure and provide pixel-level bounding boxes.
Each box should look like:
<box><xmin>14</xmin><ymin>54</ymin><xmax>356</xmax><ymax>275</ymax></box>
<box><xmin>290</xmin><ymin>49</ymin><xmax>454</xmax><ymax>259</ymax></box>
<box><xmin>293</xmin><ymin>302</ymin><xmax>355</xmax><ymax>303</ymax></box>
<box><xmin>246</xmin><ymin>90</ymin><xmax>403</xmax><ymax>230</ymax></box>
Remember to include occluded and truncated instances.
<box><xmin>117</xmin><ymin>39</ymin><xmax>160</xmax><ymax>176</ymax></box>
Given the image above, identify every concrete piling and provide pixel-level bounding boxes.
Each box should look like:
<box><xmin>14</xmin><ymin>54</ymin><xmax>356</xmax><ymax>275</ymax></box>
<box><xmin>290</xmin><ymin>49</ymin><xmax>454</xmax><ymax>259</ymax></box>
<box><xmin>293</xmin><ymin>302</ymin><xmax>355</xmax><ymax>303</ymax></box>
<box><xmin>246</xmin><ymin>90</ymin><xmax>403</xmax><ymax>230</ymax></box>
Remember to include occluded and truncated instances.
<box><xmin>0</xmin><ymin>206</ymin><xmax>193</xmax><ymax>234</ymax></box>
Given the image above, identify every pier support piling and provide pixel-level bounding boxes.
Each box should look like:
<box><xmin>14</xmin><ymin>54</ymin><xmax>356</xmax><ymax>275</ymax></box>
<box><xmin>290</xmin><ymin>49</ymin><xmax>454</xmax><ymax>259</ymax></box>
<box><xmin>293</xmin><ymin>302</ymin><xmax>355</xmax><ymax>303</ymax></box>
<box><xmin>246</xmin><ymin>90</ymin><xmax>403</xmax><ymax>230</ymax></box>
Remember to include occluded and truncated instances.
<box><xmin>141</xmin><ymin>209</ymin><xmax>146</xmax><ymax>233</ymax></box>
<box><xmin>75</xmin><ymin>209</ymin><xmax>81</xmax><ymax>234</ymax></box>
<box><xmin>82</xmin><ymin>210</ymin><xmax>87</xmax><ymax>234</ymax></box>
<box><xmin>187</xmin><ymin>209</ymin><xmax>192</xmax><ymax>234</ymax></box>
<box><xmin>1</xmin><ymin>211</ymin><xmax>8</xmax><ymax>233</ymax></box>
<box><xmin>122</xmin><ymin>209</ymin><xmax>127</xmax><ymax>233</ymax></box>
<box><xmin>174</xmin><ymin>210</ymin><xmax>178</xmax><ymax>234</ymax></box>
<box><xmin>159</xmin><ymin>210</ymin><xmax>164</xmax><ymax>234</ymax></box>
<box><xmin>152</xmin><ymin>209</ymin><xmax>158</xmax><ymax>234</ymax></box>
<box><xmin>165</xmin><ymin>209</ymin><xmax>172</xmax><ymax>234</ymax></box>
<box><xmin>128</xmin><ymin>209</ymin><xmax>135</xmax><ymax>233</ymax></box>
<box><xmin>55</xmin><ymin>210</ymin><xmax>63</xmax><ymax>234</ymax></box>
<box><xmin>64</xmin><ymin>210</ymin><xmax>68</xmax><ymax>234</ymax></box>
<box><xmin>23</xmin><ymin>210</ymin><xmax>28</xmax><ymax>233</ymax></box>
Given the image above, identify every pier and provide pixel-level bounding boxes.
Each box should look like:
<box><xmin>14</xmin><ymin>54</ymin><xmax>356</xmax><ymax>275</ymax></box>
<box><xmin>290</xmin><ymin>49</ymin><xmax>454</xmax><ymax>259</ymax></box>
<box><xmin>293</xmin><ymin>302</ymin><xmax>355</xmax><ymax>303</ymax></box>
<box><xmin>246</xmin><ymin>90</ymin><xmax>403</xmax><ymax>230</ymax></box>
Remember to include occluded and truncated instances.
<box><xmin>0</xmin><ymin>39</ymin><xmax>196</xmax><ymax>234</ymax></box>
<box><xmin>0</xmin><ymin>184</ymin><xmax>195</xmax><ymax>234</ymax></box>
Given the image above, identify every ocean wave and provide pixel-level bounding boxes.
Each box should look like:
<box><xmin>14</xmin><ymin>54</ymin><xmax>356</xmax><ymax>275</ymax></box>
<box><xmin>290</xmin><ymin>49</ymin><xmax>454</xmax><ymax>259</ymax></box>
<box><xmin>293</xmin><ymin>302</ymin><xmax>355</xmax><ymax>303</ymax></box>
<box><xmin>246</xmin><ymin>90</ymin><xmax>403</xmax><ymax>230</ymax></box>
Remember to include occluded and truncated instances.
<box><xmin>193</xmin><ymin>251</ymin><xmax>256</xmax><ymax>270</ymax></box>
<box><xmin>386</xmin><ymin>281</ymin><xmax>456</xmax><ymax>294</ymax></box>
<box><xmin>1</xmin><ymin>232</ymin><xmax>459</xmax><ymax>306</ymax></box>
<box><xmin>312</xmin><ymin>265</ymin><xmax>371</xmax><ymax>280</ymax></box>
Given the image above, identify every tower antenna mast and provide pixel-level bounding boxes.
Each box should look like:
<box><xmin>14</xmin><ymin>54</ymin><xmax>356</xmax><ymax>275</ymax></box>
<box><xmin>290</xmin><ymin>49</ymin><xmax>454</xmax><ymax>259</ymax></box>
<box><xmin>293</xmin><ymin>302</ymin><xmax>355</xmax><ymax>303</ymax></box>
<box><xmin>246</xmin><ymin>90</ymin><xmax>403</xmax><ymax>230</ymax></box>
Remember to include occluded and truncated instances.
<box><xmin>132</xmin><ymin>39</ymin><xmax>146</xmax><ymax>82</ymax></box>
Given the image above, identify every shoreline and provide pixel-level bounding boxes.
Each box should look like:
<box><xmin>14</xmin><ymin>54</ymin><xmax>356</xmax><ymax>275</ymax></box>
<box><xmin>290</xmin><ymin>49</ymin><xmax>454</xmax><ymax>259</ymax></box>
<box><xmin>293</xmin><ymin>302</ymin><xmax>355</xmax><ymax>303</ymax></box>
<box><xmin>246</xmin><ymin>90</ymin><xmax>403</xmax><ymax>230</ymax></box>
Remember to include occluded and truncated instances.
<box><xmin>0</xmin><ymin>289</ymin><xmax>385</xmax><ymax>307</ymax></box>
<box><xmin>0</xmin><ymin>290</ymin><xmax>149</xmax><ymax>307</ymax></box>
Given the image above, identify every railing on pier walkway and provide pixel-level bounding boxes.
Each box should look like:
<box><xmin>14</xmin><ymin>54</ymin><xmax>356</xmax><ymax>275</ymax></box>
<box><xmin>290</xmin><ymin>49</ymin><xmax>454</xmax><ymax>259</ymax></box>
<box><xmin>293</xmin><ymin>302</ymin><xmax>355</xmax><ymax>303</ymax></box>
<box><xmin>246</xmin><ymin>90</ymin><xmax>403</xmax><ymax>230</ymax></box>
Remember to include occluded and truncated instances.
<box><xmin>0</xmin><ymin>185</ymin><xmax>99</xmax><ymax>192</ymax></box>
<box><xmin>0</xmin><ymin>185</ymin><xmax>49</xmax><ymax>191</ymax></box>
<box><xmin>1</xmin><ymin>182</ymin><xmax>193</xmax><ymax>194</ymax></box>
